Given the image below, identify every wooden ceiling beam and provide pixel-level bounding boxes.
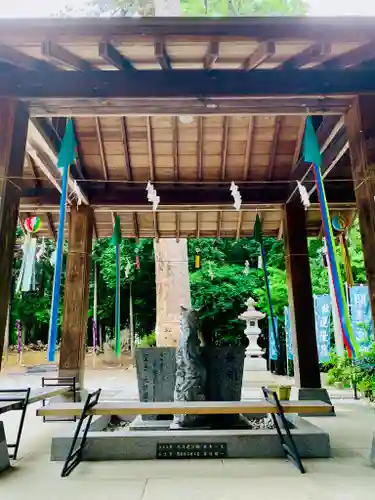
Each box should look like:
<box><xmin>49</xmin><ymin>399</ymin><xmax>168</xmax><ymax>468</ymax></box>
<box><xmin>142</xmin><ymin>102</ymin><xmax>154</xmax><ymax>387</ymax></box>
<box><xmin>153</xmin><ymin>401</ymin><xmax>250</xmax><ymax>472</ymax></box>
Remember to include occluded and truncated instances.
<box><xmin>172</xmin><ymin>117</ymin><xmax>179</xmax><ymax>181</ymax></box>
<box><xmin>99</xmin><ymin>42</ymin><xmax>135</xmax><ymax>71</ymax></box>
<box><xmin>291</xmin><ymin>117</ymin><xmax>306</xmax><ymax>172</ymax></box>
<box><xmin>217</xmin><ymin>210</ymin><xmax>222</xmax><ymax>240</ymax></box>
<box><xmin>268</xmin><ymin>117</ymin><xmax>281</xmax><ymax>181</ymax></box>
<box><xmin>197</xmin><ymin>117</ymin><xmax>203</xmax><ymax>181</ymax></box>
<box><xmin>243</xmin><ymin>117</ymin><xmax>254</xmax><ymax>180</ymax></box>
<box><xmin>42</xmin><ymin>41</ymin><xmax>92</xmax><ymax>71</ymax></box>
<box><xmin>175</xmin><ymin>212</ymin><xmax>180</xmax><ymax>242</ymax></box>
<box><xmin>243</xmin><ymin>41</ymin><xmax>275</xmax><ymax>71</ymax></box>
<box><xmin>154</xmin><ymin>40</ymin><xmax>172</xmax><ymax>70</ymax></box>
<box><xmin>3</xmin><ymin>68</ymin><xmax>375</xmax><ymax>100</ymax></box>
<box><xmin>281</xmin><ymin>43</ymin><xmax>331</xmax><ymax>69</ymax></box>
<box><xmin>321</xmin><ymin>40</ymin><xmax>375</xmax><ymax>69</ymax></box>
<box><xmin>120</xmin><ymin>117</ymin><xmax>132</xmax><ymax>181</ymax></box>
<box><xmin>23</xmin><ymin>180</ymin><xmax>354</xmax><ymax>206</ymax></box>
<box><xmin>146</xmin><ymin>117</ymin><xmax>156</xmax><ymax>181</ymax></box>
<box><xmin>236</xmin><ymin>211</ymin><xmax>243</xmax><ymax>240</ymax></box>
<box><xmin>95</xmin><ymin>117</ymin><xmax>109</xmax><ymax>181</ymax></box>
<box><xmin>277</xmin><ymin>217</ymin><xmax>283</xmax><ymax>241</ymax></box>
<box><xmin>204</xmin><ymin>41</ymin><xmax>219</xmax><ymax>69</ymax></box>
<box><xmin>133</xmin><ymin>212</ymin><xmax>139</xmax><ymax>241</ymax></box>
<box><xmin>221</xmin><ymin>117</ymin><xmax>229</xmax><ymax>180</ymax></box>
<box><xmin>0</xmin><ymin>44</ymin><xmax>52</xmax><ymax>72</ymax></box>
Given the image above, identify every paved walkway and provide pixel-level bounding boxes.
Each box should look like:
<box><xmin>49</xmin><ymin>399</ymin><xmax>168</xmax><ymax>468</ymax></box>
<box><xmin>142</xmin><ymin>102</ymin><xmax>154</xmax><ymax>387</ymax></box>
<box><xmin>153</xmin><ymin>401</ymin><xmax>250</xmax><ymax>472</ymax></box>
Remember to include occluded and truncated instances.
<box><xmin>1</xmin><ymin>368</ymin><xmax>374</xmax><ymax>499</ymax></box>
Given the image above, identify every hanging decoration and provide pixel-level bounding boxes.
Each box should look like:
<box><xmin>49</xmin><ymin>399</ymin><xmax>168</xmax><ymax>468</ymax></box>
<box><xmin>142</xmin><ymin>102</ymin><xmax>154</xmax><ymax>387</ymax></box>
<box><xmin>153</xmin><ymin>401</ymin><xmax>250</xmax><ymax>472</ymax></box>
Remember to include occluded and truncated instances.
<box><xmin>243</xmin><ymin>260</ymin><xmax>250</xmax><ymax>275</ymax></box>
<box><xmin>296</xmin><ymin>181</ymin><xmax>311</xmax><ymax>210</ymax></box>
<box><xmin>125</xmin><ymin>259</ymin><xmax>131</xmax><ymax>279</ymax></box>
<box><xmin>111</xmin><ymin>215</ymin><xmax>122</xmax><ymax>358</ymax></box>
<box><xmin>253</xmin><ymin>214</ymin><xmax>279</xmax><ymax>358</ymax></box>
<box><xmin>303</xmin><ymin>116</ymin><xmax>357</xmax><ymax>358</ymax></box>
<box><xmin>146</xmin><ymin>181</ymin><xmax>160</xmax><ymax>211</ymax></box>
<box><xmin>36</xmin><ymin>237</ymin><xmax>46</xmax><ymax>262</ymax></box>
<box><xmin>24</xmin><ymin>216</ymin><xmax>41</xmax><ymax>234</ymax></box>
<box><xmin>230</xmin><ymin>181</ymin><xmax>242</xmax><ymax>211</ymax></box>
<box><xmin>48</xmin><ymin>119</ymin><xmax>77</xmax><ymax>363</ymax></box>
<box><xmin>16</xmin><ymin>319</ymin><xmax>22</xmax><ymax>355</ymax></box>
<box><xmin>332</xmin><ymin>214</ymin><xmax>353</xmax><ymax>287</ymax></box>
<box><xmin>135</xmin><ymin>248</ymin><xmax>140</xmax><ymax>270</ymax></box>
<box><xmin>16</xmin><ymin>233</ymin><xmax>38</xmax><ymax>293</ymax></box>
<box><xmin>332</xmin><ymin>214</ymin><xmax>349</xmax><ymax>232</ymax></box>
<box><xmin>195</xmin><ymin>248</ymin><xmax>201</xmax><ymax>269</ymax></box>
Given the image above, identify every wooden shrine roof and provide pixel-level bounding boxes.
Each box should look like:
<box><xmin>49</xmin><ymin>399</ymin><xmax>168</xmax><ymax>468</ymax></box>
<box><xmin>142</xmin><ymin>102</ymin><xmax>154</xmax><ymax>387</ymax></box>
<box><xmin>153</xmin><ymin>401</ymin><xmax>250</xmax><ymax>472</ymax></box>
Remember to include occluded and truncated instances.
<box><xmin>0</xmin><ymin>16</ymin><xmax>360</xmax><ymax>239</ymax></box>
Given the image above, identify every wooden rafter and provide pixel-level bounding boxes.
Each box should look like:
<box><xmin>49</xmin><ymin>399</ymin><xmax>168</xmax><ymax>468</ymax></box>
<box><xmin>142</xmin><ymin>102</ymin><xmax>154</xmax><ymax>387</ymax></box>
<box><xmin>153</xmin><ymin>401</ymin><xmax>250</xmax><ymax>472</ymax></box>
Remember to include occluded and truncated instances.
<box><xmin>243</xmin><ymin>41</ymin><xmax>275</xmax><ymax>71</ymax></box>
<box><xmin>175</xmin><ymin>212</ymin><xmax>180</xmax><ymax>242</ymax></box>
<box><xmin>221</xmin><ymin>117</ymin><xmax>229</xmax><ymax>180</ymax></box>
<box><xmin>146</xmin><ymin>117</ymin><xmax>156</xmax><ymax>181</ymax></box>
<box><xmin>42</xmin><ymin>41</ymin><xmax>92</xmax><ymax>71</ymax></box>
<box><xmin>322</xmin><ymin>40</ymin><xmax>375</xmax><ymax>69</ymax></box>
<box><xmin>197</xmin><ymin>116</ymin><xmax>203</xmax><ymax>181</ymax></box>
<box><xmin>268</xmin><ymin>117</ymin><xmax>281</xmax><ymax>181</ymax></box>
<box><xmin>120</xmin><ymin>117</ymin><xmax>132</xmax><ymax>181</ymax></box>
<box><xmin>154</xmin><ymin>40</ymin><xmax>172</xmax><ymax>70</ymax></box>
<box><xmin>291</xmin><ymin>117</ymin><xmax>306</xmax><ymax>172</ymax></box>
<box><xmin>196</xmin><ymin>212</ymin><xmax>201</xmax><ymax>239</ymax></box>
<box><xmin>281</xmin><ymin>43</ymin><xmax>331</xmax><ymax>69</ymax></box>
<box><xmin>243</xmin><ymin>117</ymin><xmax>254</xmax><ymax>180</ymax></box>
<box><xmin>99</xmin><ymin>42</ymin><xmax>135</xmax><ymax>71</ymax></box>
<box><xmin>0</xmin><ymin>44</ymin><xmax>52</xmax><ymax>71</ymax></box>
<box><xmin>277</xmin><ymin>217</ymin><xmax>284</xmax><ymax>240</ymax></box>
<box><xmin>95</xmin><ymin>117</ymin><xmax>109</xmax><ymax>181</ymax></box>
<box><xmin>172</xmin><ymin>117</ymin><xmax>179</xmax><ymax>181</ymax></box>
<box><xmin>153</xmin><ymin>212</ymin><xmax>159</xmax><ymax>240</ymax></box>
<box><xmin>46</xmin><ymin>212</ymin><xmax>57</xmax><ymax>241</ymax></box>
<box><xmin>133</xmin><ymin>212</ymin><xmax>139</xmax><ymax>241</ymax></box>
<box><xmin>236</xmin><ymin>211</ymin><xmax>243</xmax><ymax>240</ymax></box>
<box><xmin>217</xmin><ymin>210</ymin><xmax>222</xmax><ymax>240</ymax></box>
<box><xmin>204</xmin><ymin>41</ymin><xmax>219</xmax><ymax>69</ymax></box>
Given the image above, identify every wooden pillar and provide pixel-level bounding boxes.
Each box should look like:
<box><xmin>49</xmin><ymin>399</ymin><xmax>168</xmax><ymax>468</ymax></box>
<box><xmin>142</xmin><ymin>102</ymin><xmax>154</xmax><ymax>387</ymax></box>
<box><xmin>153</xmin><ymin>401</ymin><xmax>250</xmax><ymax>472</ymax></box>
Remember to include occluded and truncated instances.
<box><xmin>346</xmin><ymin>96</ymin><xmax>375</xmax><ymax>331</ymax></box>
<box><xmin>284</xmin><ymin>201</ymin><xmax>321</xmax><ymax>389</ymax></box>
<box><xmin>59</xmin><ymin>205</ymin><xmax>93</xmax><ymax>385</ymax></box>
<box><xmin>0</xmin><ymin>100</ymin><xmax>29</xmax><ymax>370</ymax></box>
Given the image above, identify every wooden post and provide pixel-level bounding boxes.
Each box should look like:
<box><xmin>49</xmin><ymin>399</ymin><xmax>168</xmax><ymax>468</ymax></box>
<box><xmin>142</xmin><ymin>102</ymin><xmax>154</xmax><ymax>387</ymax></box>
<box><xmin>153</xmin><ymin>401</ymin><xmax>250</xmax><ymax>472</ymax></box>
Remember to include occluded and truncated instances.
<box><xmin>284</xmin><ymin>201</ymin><xmax>321</xmax><ymax>389</ymax></box>
<box><xmin>0</xmin><ymin>100</ymin><xmax>29</xmax><ymax>370</ymax></box>
<box><xmin>346</xmin><ymin>95</ymin><xmax>375</xmax><ymax>333</ymax></box>
<box><xmin>59</xmin><ymin>205</ymin><xmax>94</xmax><ymax>386</ymax></box>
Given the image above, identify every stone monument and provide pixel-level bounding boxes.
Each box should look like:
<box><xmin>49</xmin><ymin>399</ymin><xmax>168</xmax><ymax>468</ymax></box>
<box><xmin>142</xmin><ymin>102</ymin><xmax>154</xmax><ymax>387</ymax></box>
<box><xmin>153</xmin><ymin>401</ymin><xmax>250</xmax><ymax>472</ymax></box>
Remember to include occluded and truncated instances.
<box><xmin>239</xmin><ymin>297</ymin><xmax>266</xmax><ymax>371</ymax></box>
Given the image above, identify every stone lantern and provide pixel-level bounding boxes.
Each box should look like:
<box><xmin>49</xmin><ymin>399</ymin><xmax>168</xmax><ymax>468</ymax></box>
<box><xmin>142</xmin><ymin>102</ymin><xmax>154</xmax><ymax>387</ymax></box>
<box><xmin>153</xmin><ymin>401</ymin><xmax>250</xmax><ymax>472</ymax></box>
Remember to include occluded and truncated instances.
<box><xmin>239</xmin><ymin>297</ymin><xmax>266</xmax><ymax>371</ymax></box>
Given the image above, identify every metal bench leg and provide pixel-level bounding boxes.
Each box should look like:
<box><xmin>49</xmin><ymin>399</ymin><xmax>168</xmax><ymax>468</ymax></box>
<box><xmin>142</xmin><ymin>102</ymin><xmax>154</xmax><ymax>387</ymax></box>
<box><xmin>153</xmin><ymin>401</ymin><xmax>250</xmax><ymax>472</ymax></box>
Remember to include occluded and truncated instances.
<box><xmin>42</xmin><ymin>376</ymin><xmax>77</xmax><ymax>423</ymax></box>
<box><xmin>262</xmin><ymin>386</ymin><xmax>305</xmax><ymax>474</ymax></box>
<box><xmin>0</xmin><ymin>388</ymin><xmax>31</xmax><ymax>460</ymax></box>
<box><xmin>61</xmin><ymin>389</ymin><xmax>101</xmax><ymax>478</ymax></box>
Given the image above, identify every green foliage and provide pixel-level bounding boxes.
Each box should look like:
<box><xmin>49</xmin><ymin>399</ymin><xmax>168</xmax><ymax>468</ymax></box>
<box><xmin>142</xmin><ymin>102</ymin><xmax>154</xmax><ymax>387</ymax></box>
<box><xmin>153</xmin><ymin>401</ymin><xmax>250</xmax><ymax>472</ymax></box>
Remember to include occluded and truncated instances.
<box><xmin>137</xmin><ymin>331</ymin><xmax>157</xmax><ymax>347</ymax></box>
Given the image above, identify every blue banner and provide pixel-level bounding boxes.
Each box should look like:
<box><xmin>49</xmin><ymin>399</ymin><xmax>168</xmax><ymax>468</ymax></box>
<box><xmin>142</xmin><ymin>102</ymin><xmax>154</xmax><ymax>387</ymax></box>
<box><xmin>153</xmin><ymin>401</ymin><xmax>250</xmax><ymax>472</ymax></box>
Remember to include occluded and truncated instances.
<box><xmin>349</xmin><ymin>285</ymin><xmax>373</xmax><ymax>352</ymax></box>
<box><xmin>284</xmin><ymin>306</ymin><xmax>293</xmax><ymax>360</ymax></box>
<box><xmin>314</xmin><ymin>295</ymin><xmax>331</xmax><ymax>363</ymax></box>
<box><xmin>269</xmin><ymin>316</ymin><xmax>278</xmax><ymax>361</ymax></box>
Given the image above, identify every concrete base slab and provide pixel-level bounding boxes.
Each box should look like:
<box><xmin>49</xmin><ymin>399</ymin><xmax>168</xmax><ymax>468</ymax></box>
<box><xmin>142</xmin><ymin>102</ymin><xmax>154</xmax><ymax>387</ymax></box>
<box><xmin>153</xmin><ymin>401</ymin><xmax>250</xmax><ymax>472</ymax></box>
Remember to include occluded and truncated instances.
<box><xmin>129</xmin><ymin>415</ymin><xmax>172</xmax><ymax>431</ymax></box>
<box><xmin>298</xmin><ymin>388</ymin><xmax>335</xmax><ymax>417</ymax></box>
<box><xmin>51</xmin><ymin>414</ymin><xmax>330</xmax><ymax>461</ymax></box>
<box><xmin>244</xmin><ymin>357</ymin><xmax>267</xmax><ymax>371</ymax></box>
<box><xmin>0</xmin><ymin>421</ymin><xmax>10</xmax><ymax>474</ymax></box>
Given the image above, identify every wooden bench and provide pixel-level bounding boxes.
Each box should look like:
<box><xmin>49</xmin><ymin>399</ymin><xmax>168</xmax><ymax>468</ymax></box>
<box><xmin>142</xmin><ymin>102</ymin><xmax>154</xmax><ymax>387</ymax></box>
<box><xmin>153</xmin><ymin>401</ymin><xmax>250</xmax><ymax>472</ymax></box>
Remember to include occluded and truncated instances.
<box><xmin>0</xmin><ymin>377</ymin><xmax>76</xmax><ymax>461</ymax></box>
<box><xmin>36</xmin><ymin>387</ymin><xmax>334</xmax><ymax>477</ymax></box>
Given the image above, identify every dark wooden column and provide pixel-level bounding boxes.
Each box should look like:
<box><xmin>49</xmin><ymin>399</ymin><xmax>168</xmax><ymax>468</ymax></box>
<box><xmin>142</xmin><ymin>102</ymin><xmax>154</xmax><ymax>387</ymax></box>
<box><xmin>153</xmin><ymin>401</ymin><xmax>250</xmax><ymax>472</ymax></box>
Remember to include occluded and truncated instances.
<box><xmin>0</xmin><ymin>100</ymin><xmax>29</xmax><ymax>370</ymax></box>
<box><xmin>284</xmin><ymin>201</ymin><xmax>321</xmax><ymax>389</ymax></box>
<box><xmin>346</xmin><ymin>96</ymin><xmax>375</xmax><ymax>329</ymax></box>
<box><xmin>59</xmin><ymin>205</ymin><xmax>93</xmax><ymax>386</ymax></box>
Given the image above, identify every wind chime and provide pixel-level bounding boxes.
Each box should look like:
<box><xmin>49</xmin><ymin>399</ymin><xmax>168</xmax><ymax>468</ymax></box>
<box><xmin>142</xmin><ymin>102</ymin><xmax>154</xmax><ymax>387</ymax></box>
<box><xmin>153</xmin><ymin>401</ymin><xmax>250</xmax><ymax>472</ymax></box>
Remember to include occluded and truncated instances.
<box><xmin>17</xmin><ymin>216</ymin><xmax>42</xmax><ymax>294</ymax></box>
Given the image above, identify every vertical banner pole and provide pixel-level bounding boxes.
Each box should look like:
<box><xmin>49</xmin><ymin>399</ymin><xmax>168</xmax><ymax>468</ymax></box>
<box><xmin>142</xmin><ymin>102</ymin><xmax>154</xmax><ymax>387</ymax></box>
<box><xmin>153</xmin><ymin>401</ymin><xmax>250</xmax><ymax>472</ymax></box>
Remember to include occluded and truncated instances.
<box><xmin>115</xmin><ymin>244</ymin><xmax>121</xmax><ymax>357</ymax></box>
<box><xmin>129</xmin><ymin>282</ymin><xmax>135</xmax><ymax>361</ymax></box>
<box><xmin>47</xmin><ymin>164</ymin><xmax>70</xmax><ymax>362</ymax></box>
<box><xmin>92</xmin><ymin>263</ymin><xmax>98</xmax><ymax>367</ymax></box>
<box><xmin>261</xmin><ymin>244</ymin><xmax>279</xmax><ymax>357</ymax></box>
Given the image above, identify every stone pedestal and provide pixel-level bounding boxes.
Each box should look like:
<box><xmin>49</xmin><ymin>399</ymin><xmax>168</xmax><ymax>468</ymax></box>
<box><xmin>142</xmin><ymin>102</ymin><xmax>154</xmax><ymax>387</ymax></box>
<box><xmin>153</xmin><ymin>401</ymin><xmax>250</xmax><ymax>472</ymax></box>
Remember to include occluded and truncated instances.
<box><xmin>239</xmin><ymin>298</ymin><xmax>266</xmax><ymax>372</ymax></box>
